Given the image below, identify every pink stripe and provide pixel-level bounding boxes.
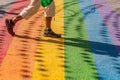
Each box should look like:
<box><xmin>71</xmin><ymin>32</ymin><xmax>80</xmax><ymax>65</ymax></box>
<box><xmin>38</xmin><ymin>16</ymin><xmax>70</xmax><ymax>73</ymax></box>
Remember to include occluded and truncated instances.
<box><xmin>93</xmin><ymin>0</ymin><xmax>120</xmax><ymax>55</ymax></box>
<box><xmin>0</xmin><ymin>0</ymin><xmax>29</xmax><ymax>64</ymax></box>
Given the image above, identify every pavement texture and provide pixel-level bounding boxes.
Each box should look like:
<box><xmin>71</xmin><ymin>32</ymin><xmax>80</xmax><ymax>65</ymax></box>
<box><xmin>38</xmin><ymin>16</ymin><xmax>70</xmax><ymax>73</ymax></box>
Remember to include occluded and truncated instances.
<box><xmin>0</xmin><ymin>0</ymin><xmax>120</xmax><ymax>80</ymax></box>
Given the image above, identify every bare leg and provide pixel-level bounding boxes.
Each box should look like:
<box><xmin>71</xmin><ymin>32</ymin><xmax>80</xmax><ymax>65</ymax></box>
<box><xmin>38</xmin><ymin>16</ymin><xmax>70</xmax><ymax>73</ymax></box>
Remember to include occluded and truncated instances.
<box><xmin>45</xmin><ymin>17</ymin><xmax>52</xmax><ymax>29</ymax></box>
<box><xmin>12</xmin><ymin>15</ymin><xmax>23</xmax><ymax>23</ymax></box>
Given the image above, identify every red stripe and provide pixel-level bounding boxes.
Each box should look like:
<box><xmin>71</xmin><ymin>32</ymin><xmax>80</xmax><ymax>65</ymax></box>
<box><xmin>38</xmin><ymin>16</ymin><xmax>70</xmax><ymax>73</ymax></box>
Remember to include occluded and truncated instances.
<box><xmin>0</xmin><ymin>0</ymin><xmax>29</xmax><ymax>64</ymax></box>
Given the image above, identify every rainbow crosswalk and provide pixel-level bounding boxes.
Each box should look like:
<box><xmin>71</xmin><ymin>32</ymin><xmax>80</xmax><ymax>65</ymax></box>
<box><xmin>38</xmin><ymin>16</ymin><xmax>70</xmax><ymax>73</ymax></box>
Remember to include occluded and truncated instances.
<box><xmin>0</xmin><ymin>0</ymin><xmax>120</xmax><ymax>80</ymax></box>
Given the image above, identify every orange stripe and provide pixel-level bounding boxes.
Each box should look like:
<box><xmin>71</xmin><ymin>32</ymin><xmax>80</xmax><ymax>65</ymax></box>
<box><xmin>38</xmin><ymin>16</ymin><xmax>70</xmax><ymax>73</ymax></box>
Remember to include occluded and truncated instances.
<box><xmin>0</xmin><ymin>0</ymin><xmax>29</xmax><ymax>64</ymax></box>
<box><xmin>0</xmin><ymin>8</ymin><xmax>44</xmax><ymax>80</ymax></box>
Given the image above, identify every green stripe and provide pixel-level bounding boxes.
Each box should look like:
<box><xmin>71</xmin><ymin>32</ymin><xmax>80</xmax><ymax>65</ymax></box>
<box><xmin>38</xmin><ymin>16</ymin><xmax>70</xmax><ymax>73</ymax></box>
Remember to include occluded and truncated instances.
<box><xmin>64</xmin><ymin>0</ymin><xmax>98</xmax><ymax>80</ymax></box>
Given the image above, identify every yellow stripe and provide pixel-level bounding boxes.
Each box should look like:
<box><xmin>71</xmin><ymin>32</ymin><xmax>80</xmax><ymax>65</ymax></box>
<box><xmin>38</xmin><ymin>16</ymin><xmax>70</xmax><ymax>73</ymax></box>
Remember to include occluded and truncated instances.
<box><xmin>32</xmin><ymin>0</ymin><xmax>64</xmax><ymax>80</ymax></box>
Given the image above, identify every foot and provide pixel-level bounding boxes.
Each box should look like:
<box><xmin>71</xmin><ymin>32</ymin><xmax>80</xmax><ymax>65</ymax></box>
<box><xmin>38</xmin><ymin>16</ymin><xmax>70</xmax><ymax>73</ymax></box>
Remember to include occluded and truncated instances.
<box><xmin>43</xmin><ymin>29</ymin><xmax>61</xmax><ymax>38</ymax></box>
<box><xmin>5</xmin><ymin>19</ymin><xmax>15</xmax><ymax>36</ymax></box>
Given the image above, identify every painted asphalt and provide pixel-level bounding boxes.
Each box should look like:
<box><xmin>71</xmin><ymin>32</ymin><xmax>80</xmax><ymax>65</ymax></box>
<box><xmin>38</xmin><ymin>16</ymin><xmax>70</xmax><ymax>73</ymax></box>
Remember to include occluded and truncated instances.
<box><xmin>0</xmin><ymin>0</ymin><xmax>120</xmax><ymax>80</ymax></box>
<box><xmin>0</xmin><ymin>0</ymin><xmax>15</xmax><ymax>18</ymax></box>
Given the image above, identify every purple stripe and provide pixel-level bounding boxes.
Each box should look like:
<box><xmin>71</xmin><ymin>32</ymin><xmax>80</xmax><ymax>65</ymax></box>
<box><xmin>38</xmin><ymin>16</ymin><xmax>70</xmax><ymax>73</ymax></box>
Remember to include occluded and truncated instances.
<box><xmin>93</xmin><ymin>0</ymin><xmax>120</xmax><ymax>55</ymax></box>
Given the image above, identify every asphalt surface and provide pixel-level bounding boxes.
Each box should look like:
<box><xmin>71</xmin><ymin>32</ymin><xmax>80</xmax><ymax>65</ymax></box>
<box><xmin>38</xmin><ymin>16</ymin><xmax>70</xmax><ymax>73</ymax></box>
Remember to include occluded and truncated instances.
<box><xmin>105</xmin><ymin>0</ymin><xmax>120</xmax><ymax>15</ymax></box>
<box><xmin>1</xmin><ymin>0</ymin><xmax>120</xmax><ymax>80</ymax></box>
<box><xmin>0</xmin><ymin>0</ymin><xmax>15</xmax><ymax>17</ymax></box>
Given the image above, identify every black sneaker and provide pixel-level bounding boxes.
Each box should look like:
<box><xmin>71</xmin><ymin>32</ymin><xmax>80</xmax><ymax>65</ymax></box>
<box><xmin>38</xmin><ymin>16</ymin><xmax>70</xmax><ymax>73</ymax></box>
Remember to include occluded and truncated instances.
<box><xmin>5</xmin><ymin>19</ymin><xmax>15</xmax><ymax>36</ymax></box>
<box><xmin>43</xmin><ymin>29</ymin><xmax>61</xmax><ymax>38</ymax></box>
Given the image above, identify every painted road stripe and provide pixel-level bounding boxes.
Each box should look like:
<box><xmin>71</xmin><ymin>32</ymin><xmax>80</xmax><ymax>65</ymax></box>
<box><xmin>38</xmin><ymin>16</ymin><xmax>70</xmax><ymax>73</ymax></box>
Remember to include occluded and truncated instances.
<box><xmin>0</xmin><ymin>0</ymin><xmax>29</xmax><ymax>64</ymax></box>
<box><xmin>64</xmin><ymin>0</ymin><xmax>98</xmax><ymax>80</ymax></box>
<box><xmin>32</xmin><ymin>0</ymin><xmax>64</xmax><ymax>80</ymax></box>
<box><xmin>93</xmin><ymin>0</ymin><xmax>120</xmax><ymax>79</ymax></box>
<box><xmin>93</xmin><ymin>0</ymin><xmax>120</xmax><ymax>55</ymax></box>
<box><xmin>78</xmin><ymin>0</ymin><xmax>120</xmax><ymax>80</ymax></box>
<box><xmin>0</xmin><ymin>8</ymin><xmax>44</xmax><ymax>80</ymax></box>
<box><xmin>105</xmin><ymin>0</ymin><xmax>120</xmax><ymax>16</ymax></box>
<box><xmin>0</xmin><ymin>0</ymin><xmax>15</xmax><ymax>18</ymax></box>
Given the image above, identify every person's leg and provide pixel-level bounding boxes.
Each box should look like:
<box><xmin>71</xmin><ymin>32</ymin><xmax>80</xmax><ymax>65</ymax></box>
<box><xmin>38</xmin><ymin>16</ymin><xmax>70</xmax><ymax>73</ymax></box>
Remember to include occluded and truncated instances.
<box><xmin>45</xmin><ymin>17</ymin><xmax>52</xmax><ymax>29</ymax></box>
<box><xmin>5</xmin><ymin>0</ymin><xmax>40</xmax><ymax>36</ymax></box>
<box><xmin>12</xmin><ymin>15</ymin><xmax>23</xmax><ymax>23</ymax></box>
<box><xmin>43</xmin><ymin>1</ymin><xmax>61</xmax><ymax>38</ymax></box>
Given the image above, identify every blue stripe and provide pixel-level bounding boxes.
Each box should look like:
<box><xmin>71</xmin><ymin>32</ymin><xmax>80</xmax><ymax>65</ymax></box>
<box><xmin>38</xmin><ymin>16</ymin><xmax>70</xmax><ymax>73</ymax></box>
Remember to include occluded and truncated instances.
<box><xmin>78</xmin><ymin>0</ymin><xmax>120</xmax><ymax>80</ymax></box>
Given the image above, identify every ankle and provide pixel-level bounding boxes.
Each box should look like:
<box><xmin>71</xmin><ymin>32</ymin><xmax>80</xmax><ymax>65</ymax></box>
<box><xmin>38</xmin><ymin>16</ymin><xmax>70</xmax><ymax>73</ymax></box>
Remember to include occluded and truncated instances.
<box><xmin>11</xmin><ymin>19</ymin><xmax>15</xmax><ymax>24</ymax></box>
<box><xmin>12</xmin><ymin>15</ymin><xmax>23</xmax><ymax>23</ymax></box>
<box><xmin>45</xmin><ymin>28</ymin><xmax>51</xmax><ymax>31</ymax></box>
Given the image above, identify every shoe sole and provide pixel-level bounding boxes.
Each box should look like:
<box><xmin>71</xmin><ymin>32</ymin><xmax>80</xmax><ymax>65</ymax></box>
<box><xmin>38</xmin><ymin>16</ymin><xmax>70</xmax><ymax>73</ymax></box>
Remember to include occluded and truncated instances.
<box><xmin>43</xmin><ymin>34</ymin><xmax>61</xmax><ymax>38</ymax></box>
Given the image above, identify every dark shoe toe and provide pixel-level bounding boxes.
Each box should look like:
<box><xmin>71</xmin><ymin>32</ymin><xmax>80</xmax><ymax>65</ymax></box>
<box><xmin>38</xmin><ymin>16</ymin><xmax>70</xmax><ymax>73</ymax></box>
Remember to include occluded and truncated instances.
<box><xmin>5</xmin><ymin>19</ymin><xmax>15</xmax><ymax>36</ymax></box>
